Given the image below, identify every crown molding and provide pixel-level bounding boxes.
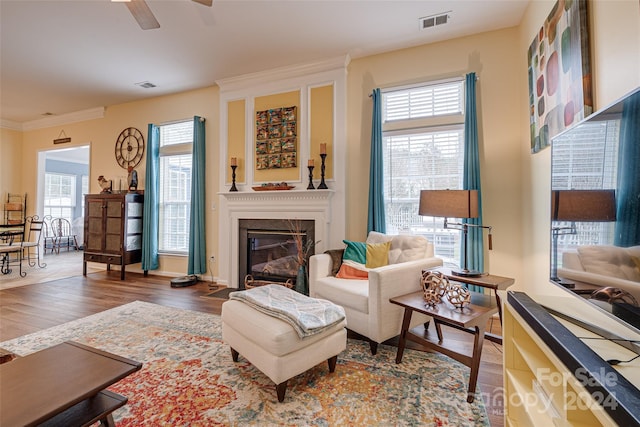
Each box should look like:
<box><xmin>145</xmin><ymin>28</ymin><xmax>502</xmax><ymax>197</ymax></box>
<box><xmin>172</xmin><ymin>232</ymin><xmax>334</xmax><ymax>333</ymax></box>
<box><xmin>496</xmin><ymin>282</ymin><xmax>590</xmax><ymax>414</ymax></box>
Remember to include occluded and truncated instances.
<box><xmin>0</xmin><ymin>119</ymin><xmax>22</xmax><ymax>131</ymax></box>
<box><xmin>19</xmin><ymin>107</ymin><xmax>106</xmax><ymax>131</ymax></box>
<box><xmin>216</xmin><ymin>55</ymin><xmax>351</xmax><ymax>93</ymax></box>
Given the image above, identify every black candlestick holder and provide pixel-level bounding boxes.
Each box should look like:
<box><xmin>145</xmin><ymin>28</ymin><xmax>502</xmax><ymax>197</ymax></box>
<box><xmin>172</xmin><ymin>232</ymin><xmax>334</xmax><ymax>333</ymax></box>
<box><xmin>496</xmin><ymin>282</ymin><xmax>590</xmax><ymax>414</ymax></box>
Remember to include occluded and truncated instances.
<box><xmin>230</xmin><ymin>165</ymin><xmax>238</xmax><ymax>192</ymax></box>
<box><xmin>307</xmin><ymin>166</ymin><xmax>315</xmax><ymax>189</ymax></box>
<box><xmin>318</xmin><ymin>153</ymin><xmax>328</xmax><ymax>189</ymax></box>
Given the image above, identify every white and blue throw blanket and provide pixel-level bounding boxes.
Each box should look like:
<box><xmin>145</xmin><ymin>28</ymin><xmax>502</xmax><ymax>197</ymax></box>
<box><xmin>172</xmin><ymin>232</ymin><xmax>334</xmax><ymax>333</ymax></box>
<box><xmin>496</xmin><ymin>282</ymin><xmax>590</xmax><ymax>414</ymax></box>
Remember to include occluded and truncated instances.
<box><xmin>229</xmin><ymin>284</ymin><xmax>346</xmax><ymax>338</ymax></box>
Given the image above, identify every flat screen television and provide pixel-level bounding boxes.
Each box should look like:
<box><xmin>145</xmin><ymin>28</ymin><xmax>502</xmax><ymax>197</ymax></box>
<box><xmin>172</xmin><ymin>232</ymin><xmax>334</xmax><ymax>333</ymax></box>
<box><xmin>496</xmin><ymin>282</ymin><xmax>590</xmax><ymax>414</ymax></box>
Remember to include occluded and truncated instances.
<box><xmin>550</xmin><ymin>86</ymin><xmax>640</xmax><ymax>333</ymax></box>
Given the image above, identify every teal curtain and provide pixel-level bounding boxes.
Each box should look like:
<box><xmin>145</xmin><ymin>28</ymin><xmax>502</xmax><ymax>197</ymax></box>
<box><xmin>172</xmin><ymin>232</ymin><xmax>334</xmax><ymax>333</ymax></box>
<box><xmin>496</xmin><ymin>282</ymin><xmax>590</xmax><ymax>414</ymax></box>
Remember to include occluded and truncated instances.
<box><xmin>141</xmin><ymin>123</ymin><xmax>160</xmax><ymax>271</ymax></box>
<box><xmin>188</xmin><ymin>116</ymin><xmax>207</xmax><ymax>275</ymax></box>
<box><xmin>463</xmin><ymin>73</ymin><xmax>484</xmax><ymax>290</ymax></box>
<box><xmin>614</xmin><ymin>93</ymin><xmax>640</xmax><ymax>246</ymax></box>
<box><xmin>368</xmin><ymin>88</ymin><xmax>386</xmax><ymax>234</ymax></box>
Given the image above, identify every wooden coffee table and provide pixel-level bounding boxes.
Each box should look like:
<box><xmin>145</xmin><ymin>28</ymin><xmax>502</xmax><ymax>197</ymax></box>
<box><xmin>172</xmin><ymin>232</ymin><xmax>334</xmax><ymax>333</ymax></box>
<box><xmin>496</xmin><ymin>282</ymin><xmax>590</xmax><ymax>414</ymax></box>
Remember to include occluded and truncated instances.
<box><xmin>390</xmin><ymin>291</ymin><xmax>497</xmax><ymax>403</ymax></box>
<box><xmin>0</xmin><ymin>341</ymin><xmax>142</xmax><ymax>426</ymax></box>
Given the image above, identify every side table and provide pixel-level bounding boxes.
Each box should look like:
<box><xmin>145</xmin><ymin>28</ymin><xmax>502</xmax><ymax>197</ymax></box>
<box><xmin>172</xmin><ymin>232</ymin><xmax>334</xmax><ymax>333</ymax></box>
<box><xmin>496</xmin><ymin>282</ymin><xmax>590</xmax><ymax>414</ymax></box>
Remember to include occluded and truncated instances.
<box><xmin>390</xmin><ymin>290</ymin><xmax>498</xmax><ymax>403</ymax></box>
<box><xmin>433</xmin><ymin>267</ymin><xmax>514</xmax><ymax>344</ymax></box>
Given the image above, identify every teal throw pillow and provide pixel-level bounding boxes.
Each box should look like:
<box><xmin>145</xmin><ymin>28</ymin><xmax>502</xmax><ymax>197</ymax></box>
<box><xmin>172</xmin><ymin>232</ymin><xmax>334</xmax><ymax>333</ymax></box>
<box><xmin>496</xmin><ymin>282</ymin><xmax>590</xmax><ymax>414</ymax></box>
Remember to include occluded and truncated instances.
<box><xmin>342</xmin><ymin>240</ymin><xmax>367</xmax><ymax>264</ymax></box>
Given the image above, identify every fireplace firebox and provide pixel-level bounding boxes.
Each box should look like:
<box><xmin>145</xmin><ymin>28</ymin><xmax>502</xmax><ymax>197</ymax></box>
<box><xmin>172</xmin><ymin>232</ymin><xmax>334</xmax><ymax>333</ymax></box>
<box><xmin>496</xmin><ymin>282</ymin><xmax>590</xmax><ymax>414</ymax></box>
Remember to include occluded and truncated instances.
<box><xmin>238</xmin><ymin>219</ymin><xmax>315</xmax><ymax>289</ymax></box>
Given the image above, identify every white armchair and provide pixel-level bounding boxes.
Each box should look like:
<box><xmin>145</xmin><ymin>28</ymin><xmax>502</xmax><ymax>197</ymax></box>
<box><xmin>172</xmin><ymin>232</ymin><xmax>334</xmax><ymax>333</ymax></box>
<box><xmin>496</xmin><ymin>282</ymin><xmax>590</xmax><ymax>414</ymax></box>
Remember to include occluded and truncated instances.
<box><xmin>309</xmin><ymin>232</ymin><xmax>443</xmax><ymax>354</ymax></box>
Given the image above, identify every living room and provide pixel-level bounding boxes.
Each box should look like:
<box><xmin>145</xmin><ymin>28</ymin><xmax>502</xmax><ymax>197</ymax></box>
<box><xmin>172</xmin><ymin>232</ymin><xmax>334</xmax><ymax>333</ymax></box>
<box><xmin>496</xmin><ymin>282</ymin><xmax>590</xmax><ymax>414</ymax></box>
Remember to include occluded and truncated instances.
<box><xmin>1</xmin><ymin>1</ymin><xmax>639</xmax><ymax>425</ymax></box>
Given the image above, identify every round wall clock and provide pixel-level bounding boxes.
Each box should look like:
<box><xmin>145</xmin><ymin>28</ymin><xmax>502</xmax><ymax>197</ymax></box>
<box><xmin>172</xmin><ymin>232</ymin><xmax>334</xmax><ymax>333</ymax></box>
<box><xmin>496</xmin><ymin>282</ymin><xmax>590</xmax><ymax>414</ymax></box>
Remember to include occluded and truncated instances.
<box><xmin>115</xmin><ymin>127</ymin><xmax>145</xmax><ymax>169</ymax></box>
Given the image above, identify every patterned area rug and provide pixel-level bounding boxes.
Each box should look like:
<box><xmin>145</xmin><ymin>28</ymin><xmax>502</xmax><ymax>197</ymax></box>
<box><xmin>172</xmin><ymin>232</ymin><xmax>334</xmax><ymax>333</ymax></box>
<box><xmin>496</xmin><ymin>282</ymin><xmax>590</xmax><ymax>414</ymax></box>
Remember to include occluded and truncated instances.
<box><xmin>0</xmin><ymin>301</ymin><xmax>489</xmax><ymax>426</ymax></box>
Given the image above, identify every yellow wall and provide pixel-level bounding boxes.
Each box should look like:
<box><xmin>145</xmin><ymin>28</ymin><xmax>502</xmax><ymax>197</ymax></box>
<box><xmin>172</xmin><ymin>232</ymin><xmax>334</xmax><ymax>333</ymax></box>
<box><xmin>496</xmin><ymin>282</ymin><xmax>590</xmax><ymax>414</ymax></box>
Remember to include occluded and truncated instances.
<box><xmin>347</xmin><ymin>27</ymin><xmax>523</xmax><ymax>281</ymax></box>
<box><xmin>253</xmin><ymin>91</ymin><xmax>300</xmax><ymax>183</ymax></box>
<box><xmin>227</xmin><ymin>99</ymin><xmax>246</xmax><ymax>183</ymax></box>
<box><xmin>0</xmin><ymin>128</ymin><xmax>23</xmax><ymax>200</ymax></box>
<box><xmin>14</xmin><ymin>86</ymin><xmax>219</xmax><ymax>276</ymax></box>
<box><xmin>310</xmin><ymin>85</ymin><xmax>334</xmax><ymax>179</ymax></box>
<box><xmin>517</xmin><ymin>0</ymin><xmax>640</xmax><ymax>294</ymax></box>
<box><xmin>3</xmin><ymin>0</ymin><xmax>638</xmax><ymax>284</ymax></box>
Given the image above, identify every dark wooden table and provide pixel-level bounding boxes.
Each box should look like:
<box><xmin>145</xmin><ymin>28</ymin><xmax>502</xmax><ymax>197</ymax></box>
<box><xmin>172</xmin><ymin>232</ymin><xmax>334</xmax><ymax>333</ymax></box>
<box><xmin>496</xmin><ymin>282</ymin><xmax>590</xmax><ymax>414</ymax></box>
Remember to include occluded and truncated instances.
<box><xmin>433</xmin><ymin>267</ymin><xmax>514</xmax><ymax>344</ymax></box>
<box><xmin>390</xmin><ymin>290</ymin><xmax>498</xmax><ymax>403</ymax></box>
<box><xmin>0</xmin><ymin>341</ymin><xmax>142</xmax><ymax>426</ymax></box>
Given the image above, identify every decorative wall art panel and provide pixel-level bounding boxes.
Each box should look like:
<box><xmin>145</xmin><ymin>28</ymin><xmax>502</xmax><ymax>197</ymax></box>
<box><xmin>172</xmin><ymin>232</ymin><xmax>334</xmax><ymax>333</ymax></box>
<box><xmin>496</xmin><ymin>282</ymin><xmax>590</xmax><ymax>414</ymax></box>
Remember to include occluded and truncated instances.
<box><xmin>527</xmin><ymin>0</ymin><xmax>592</xmax><ymax>154</ymax></box>
<box><xmin>256</xmin><ymin>106</ymin><xmax>297</xmax><ymax>169</ymax></box>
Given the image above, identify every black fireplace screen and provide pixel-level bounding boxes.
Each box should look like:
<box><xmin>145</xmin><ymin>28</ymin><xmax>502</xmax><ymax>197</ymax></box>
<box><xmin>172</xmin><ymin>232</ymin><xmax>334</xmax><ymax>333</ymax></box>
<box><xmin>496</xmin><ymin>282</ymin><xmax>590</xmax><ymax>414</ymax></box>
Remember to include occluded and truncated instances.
<box><xmin>248</xmin><ymin>231</ymin><xmax>303</xmax><ymax>283</ymax></box>
<box><xmin>238</xmin><ymin>219</ymin><xmax>315</xmax><ymax>288</ymax></box>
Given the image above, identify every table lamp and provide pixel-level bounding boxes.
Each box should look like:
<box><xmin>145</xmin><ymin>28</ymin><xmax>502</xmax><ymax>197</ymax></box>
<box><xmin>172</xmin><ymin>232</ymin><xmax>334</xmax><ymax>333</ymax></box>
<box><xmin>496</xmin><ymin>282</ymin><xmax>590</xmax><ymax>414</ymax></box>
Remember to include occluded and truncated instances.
<box><xmin>550</xmin><ymin>189</ymin><xmax>617</xmax><ymax>287</ymax></box>
<box><xmin>419</xmin><ymin>189</ymin><xmax>492</xmax><ymax>277</ymax></box>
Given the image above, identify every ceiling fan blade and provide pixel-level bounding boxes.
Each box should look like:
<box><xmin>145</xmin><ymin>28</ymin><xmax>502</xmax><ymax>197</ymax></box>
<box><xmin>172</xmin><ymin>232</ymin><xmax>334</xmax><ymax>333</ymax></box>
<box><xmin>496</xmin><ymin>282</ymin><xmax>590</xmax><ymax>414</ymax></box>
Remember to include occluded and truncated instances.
<box><xmin>192</xmin><ymin>0</ymin><xmax>213</xmax><ymax>6</ymax></box>
<box><xmin>125</xmin><ymin>0</ymin><xmax>160</xmax><ymax>30</ymax></box>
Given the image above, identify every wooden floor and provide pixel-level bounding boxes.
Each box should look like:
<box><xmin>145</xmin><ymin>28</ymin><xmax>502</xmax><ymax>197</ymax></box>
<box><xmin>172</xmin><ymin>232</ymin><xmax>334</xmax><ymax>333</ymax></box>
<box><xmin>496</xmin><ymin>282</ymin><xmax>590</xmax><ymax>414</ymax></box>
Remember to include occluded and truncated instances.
<box><xmin>0</xmin><ymin>269</ymin><xmax>505</xmax><ymax>426</ymax></box>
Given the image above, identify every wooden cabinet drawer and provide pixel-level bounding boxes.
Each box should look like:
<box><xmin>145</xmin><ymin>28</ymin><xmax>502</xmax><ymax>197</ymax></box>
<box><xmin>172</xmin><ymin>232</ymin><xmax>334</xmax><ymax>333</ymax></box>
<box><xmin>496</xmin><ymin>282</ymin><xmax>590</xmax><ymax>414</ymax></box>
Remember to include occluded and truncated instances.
<box><xmin>84</xmin><ymin>253</ymin><xmax>122</xmax><ymax>265</ymax></box>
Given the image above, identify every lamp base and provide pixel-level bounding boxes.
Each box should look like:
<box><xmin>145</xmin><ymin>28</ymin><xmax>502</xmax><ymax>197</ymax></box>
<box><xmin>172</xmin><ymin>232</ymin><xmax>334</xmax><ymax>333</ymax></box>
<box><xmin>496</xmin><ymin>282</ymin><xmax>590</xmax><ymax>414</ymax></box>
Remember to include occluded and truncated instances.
<box><xmin>451</xmin><ymin>269</ymin><xmax>486</xmax><ymax>278</ymax></box>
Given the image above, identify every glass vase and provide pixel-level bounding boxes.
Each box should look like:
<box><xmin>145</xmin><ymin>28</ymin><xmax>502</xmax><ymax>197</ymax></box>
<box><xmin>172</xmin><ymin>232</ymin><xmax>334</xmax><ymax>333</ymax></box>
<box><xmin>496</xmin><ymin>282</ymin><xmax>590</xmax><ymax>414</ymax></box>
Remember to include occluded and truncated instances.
<box><xmin>295</xmin><ymin>265</ymin><xmax>308</xmax><ymax>296</ymax></box>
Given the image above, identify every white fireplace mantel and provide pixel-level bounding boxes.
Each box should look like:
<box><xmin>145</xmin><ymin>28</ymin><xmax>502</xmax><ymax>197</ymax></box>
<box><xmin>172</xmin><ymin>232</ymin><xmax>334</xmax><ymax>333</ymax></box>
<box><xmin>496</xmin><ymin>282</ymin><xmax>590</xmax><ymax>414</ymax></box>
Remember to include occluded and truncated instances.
<box><xmin>216</xmin><ymin>57</ymin><xmax>348</xmax><ymax>288</ymax></box>
<box><xmin>217</xmin><ymin>189</ymin><xmax>343</xmax><ymax>288</ymax></box>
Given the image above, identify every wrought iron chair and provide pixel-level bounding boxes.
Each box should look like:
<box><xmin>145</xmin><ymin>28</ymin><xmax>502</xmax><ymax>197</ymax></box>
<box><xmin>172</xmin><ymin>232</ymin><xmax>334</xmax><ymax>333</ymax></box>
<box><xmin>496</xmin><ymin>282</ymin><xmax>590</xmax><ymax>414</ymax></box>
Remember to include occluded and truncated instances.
<box><xmin>22</xmin><ymin>215</ymin><xmax>47</xmax><ymax>268</ymax></box>
<box><xmin>42</xmin><ymin>215</ymin><xmax>56</xmax><ymax>254</ymax></box>
<box><xmin>0</xmin><ymin>224</ymin><xmax>26</xmax><ymax>277</ymax></box>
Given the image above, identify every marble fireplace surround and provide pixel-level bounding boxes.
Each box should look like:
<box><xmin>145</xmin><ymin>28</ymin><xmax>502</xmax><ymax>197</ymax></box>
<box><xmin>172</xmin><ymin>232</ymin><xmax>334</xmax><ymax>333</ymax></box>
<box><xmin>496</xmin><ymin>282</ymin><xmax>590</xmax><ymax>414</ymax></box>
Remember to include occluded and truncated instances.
<box><xmin>218</xmin><ymin>189</ymin><xmax>342</xmax><ymax>288</ymax></box>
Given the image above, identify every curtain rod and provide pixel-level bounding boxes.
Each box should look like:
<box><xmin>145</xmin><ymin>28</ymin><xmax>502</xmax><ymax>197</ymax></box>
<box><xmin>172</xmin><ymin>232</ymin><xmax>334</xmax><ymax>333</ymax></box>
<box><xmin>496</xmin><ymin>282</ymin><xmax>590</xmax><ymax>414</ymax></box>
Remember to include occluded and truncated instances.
<box><xmin>369</xmin><ymin>74</ymin><xmax>478</xmax><ymax>97</ymax></box>
<box><xmin>160</xmin><ymin>116</ymin><xmax>206</xmax><ymax>125</ymax></box>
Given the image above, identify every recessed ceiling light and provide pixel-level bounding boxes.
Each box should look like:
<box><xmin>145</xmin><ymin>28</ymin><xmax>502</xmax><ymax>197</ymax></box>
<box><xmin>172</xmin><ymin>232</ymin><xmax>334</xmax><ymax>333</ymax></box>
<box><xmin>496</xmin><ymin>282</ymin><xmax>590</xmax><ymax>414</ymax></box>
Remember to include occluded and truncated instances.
<box><xmin>135</xmin><ymin>81</ymin><xmax>157</xmax><ymax>89</ymax></box>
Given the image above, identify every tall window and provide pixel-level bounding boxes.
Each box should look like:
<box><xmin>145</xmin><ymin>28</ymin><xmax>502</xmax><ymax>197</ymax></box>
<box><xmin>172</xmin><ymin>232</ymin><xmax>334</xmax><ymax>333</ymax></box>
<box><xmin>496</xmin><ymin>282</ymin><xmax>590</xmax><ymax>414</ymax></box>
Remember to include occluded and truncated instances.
<box><xmin>552</xmin><ymin>119</ymin><xmax>619</xmax><ymax>253</ymax></box>
<box><xmin>159</xmin><ymin>120</ymin><xmax>193</xmax><ymax>253</ymax></box>
<box><xmin>44</xmin><ymin>173</ymin><xmax>76</xmax><ymax>222</ymax></box>
<box><xmin>382</xmin><ymin>79</ymin><xmax>465</xmax><ymax>265</ymax></box>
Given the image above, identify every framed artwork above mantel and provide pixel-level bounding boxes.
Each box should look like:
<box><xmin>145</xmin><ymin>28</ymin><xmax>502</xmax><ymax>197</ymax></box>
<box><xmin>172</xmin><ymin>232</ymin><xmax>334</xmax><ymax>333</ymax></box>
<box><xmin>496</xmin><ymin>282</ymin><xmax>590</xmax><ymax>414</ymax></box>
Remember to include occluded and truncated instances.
<box><xmin>527</xmin><ymin>0</ymin><xmax>592</xmax><ymax>154</ymax></box>
<box><xmin>255</xmin><ymin>106</ymin><xmax>297</xmax><ymax>170</ymax></box>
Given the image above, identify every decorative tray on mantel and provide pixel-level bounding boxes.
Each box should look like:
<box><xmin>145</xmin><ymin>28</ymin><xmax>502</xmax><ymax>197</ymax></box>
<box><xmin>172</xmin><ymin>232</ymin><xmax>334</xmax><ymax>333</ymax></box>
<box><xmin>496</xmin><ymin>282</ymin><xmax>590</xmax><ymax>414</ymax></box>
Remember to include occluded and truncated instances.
<box><xmin>252</xmin><ymin>183</ymin><xmax>295</xmax><ymax>191</ymax></box>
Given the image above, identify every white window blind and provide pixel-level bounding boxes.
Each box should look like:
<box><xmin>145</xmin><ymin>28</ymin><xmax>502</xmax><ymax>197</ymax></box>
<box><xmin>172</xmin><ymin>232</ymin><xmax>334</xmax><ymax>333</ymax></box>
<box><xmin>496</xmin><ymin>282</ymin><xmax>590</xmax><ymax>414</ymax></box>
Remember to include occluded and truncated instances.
<box><xmin>159</xmin><ymin>121</ymin><xmax>193</xmax><ymax>253</ymax></box>
<box><xmin>44</xmin><ymin>173</ymin><xmax>75</xmax><ymax>223</ymax></box>
<box><xmin>552</xmin><ymin>119</ymin><xmax>619</xmax><ymax>252</ymax></box>
<box><xmin>383</xmin><ymin>80</ymin><xmax>463</xmax><ymax>122</ymax></box>
<box><xmin>381</xmin><ymin>79</ymin><xmax>465</xmax><ymax>266</ymax></box>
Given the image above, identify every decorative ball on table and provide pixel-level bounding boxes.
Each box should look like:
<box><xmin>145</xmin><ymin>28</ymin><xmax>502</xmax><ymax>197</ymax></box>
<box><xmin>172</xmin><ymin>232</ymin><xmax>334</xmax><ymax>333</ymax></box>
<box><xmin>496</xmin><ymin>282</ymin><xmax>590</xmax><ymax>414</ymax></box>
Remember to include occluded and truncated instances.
<box><xmin>446</xmin><ymin>284</ymin><xmax>471</xmax><ymax>309</ymax></box>
<box><xmin>420</xmin><ymin>270</ymin><xmax>450</xmax><ymax>305</ymax></box>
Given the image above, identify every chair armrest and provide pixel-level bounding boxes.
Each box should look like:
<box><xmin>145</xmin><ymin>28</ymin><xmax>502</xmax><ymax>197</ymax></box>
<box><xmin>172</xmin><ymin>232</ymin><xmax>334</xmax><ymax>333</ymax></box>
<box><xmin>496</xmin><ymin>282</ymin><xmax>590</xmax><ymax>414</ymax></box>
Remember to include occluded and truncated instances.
<box><xmin>369</xmin><ymin>258</ymin><xmax>442</xmax><ymax>313</ymax></box>
<box><xmin>309</xmin><ymin>254</ymin><xmax>333</xmax><ymax>297</ymax></box>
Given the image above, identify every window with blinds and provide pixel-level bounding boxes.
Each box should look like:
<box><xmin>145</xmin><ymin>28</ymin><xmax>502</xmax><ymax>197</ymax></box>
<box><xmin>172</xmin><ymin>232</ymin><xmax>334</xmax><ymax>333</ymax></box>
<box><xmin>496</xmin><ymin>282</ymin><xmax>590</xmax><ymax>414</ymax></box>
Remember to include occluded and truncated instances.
<box><xmin>44</xmin><ymin>173</ymin><xmax>76</xmax><ymax>223</ymax></box>
<box><xmin>552</xmin><ymin>119</ymin><xmax>619</xmax><ymax>251</ymax></box>
<box><xmin>383</xmin><ymin>80</ymin><xmax>463</xmax><ymax>121</ymax></box>
<box><xmin>382</xmin><ymin>79</ymin><xmax>464</xmax><ymax>266</ymax></box>
<box><xmin>159</xmin><ymin>120</ymin><xmax>193</xmax><ymax>254</ymax></box>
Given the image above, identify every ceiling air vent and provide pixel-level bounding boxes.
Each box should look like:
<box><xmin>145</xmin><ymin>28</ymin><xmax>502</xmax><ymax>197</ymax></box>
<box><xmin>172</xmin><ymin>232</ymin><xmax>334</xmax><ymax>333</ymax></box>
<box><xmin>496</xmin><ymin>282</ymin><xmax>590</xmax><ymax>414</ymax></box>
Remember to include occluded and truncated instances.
<box><xmin>420</xmin><ymin>11</ymin><xmax>451</xmax><ymax>30</ymax></box>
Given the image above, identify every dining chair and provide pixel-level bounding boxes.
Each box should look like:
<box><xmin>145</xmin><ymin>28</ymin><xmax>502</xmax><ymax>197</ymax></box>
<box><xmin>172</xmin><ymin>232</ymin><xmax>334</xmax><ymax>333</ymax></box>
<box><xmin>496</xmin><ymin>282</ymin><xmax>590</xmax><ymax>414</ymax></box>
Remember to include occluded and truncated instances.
<box><xmin>23</xmin><ymin>215</ymin><xmax>47</xmax><ymax>268</ymax></box>
<box><xmin>0</xmin><ymin>225</ymin><xmax>26</xmax><ymax>277</ymax></box>
<box><xmin>50</xmin><ymin>217</ymin><xmax>80</xmax><ymax>253</ymax></box>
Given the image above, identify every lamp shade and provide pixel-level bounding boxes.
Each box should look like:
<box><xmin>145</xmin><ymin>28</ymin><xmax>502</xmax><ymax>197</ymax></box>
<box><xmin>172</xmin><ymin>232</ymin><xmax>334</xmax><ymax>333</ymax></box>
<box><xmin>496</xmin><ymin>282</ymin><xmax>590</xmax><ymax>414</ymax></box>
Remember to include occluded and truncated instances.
<box><xmin>551</xmin><ymin>189</ymin><xmax>616</xmax><ymax>222</ymax></box>
<box><xmin>419</xmin><ymin>190</ymin><xmax>479</xmax><ymax>219</ymax></box>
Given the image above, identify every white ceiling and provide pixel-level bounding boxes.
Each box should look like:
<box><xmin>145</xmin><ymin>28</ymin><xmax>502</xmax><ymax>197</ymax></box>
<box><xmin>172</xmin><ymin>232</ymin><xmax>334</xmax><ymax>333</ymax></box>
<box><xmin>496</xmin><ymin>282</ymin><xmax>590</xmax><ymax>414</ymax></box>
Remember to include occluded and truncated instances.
<box><xmin>0</xmin><ymin>0</ymin><xmax>529</xmax><ymax>126</ymax></box>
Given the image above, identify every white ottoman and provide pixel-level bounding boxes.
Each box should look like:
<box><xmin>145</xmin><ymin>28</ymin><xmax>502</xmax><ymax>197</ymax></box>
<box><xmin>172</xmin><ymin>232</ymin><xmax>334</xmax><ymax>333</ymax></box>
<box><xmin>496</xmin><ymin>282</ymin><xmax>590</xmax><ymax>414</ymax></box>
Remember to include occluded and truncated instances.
<box><xmin>221</xmin><ymin>299</ymin><xmax>347</xmax><ymax>402</ymax></box>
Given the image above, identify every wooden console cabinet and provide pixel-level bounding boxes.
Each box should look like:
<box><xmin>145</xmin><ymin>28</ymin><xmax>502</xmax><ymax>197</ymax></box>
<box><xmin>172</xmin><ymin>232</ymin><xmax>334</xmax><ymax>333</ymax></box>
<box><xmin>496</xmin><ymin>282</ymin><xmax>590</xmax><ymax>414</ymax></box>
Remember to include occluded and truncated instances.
<box><xmin>83</xmin><ymin>193</ymin><xmax>144</xmax><ymax>280</ymax></box>
<box><xmin>504</xmin><ymin>291</ymin><xmax>640</xmax><ymax>426</ymax></box>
